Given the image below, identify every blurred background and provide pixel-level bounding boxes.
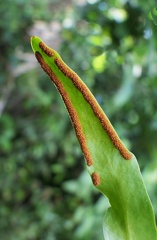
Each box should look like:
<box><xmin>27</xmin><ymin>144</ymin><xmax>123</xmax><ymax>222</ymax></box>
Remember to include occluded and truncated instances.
<box><xmin>0</xmin><ymin>0</ymin><xmax>157</xmax><ymax>239</ymax></box>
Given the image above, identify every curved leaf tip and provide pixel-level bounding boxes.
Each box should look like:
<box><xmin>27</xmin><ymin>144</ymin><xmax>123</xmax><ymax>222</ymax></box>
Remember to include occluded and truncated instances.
<box><xmin>31</xmin><ymin>36</ymin><xmax>132</xmax><ymax>164</ymax></box>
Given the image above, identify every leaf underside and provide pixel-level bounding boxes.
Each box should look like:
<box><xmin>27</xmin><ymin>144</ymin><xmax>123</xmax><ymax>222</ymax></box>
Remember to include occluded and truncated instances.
<box><xmin>31</xmin><ymin>36</ymin><xmax>157</xmax><ymax>240</ymax></box>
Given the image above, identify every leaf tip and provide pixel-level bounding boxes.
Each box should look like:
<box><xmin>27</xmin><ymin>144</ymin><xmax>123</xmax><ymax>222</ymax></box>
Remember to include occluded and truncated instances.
<box><xmin>39</xmin><ymin>41</ymin><xmax>55</xmax><ymax>57</ymax></box>
<box><xmin>30</xmin><ymin>36</ymin><xmax>42</xmax><ymax>53</ymax></box>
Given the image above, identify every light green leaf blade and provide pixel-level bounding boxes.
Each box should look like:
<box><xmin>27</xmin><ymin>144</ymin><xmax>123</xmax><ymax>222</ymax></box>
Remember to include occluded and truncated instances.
<box><xmin>31</xmin><ymin>36</ymin><xmax>157</xmax><ymax>240</ymax></box>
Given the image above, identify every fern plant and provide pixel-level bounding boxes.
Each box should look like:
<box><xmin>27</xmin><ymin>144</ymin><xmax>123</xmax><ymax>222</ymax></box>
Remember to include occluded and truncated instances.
<box><xmin>31</xmin><ymin>36</ymin><xmax>157</xmax><ymax>240</ymax></box>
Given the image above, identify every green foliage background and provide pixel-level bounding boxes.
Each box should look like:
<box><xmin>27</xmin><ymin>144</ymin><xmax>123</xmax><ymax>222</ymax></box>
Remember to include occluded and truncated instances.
<box><xmin>0</xmin><ymin>0</ymin><xmax>157</xmax><ymax>239</ymax></box>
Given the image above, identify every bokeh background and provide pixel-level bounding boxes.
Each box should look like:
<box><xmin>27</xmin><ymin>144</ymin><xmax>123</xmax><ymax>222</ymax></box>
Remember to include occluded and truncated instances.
<box><xmin>0</xmin><ymin>0</ymin><xmax>157</xmax><ymax>239</ymax></box>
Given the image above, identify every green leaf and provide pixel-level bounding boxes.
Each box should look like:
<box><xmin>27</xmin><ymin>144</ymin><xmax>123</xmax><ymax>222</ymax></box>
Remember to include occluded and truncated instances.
<box><xmin>148</xmin><ymin>0</ymin><xmax>157</xmax><ymax>25</ymax></box>
<box><xmin>30</xmin><ymin>36</ymin><xmax>157</xmax><ymax>239</ymax></box>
